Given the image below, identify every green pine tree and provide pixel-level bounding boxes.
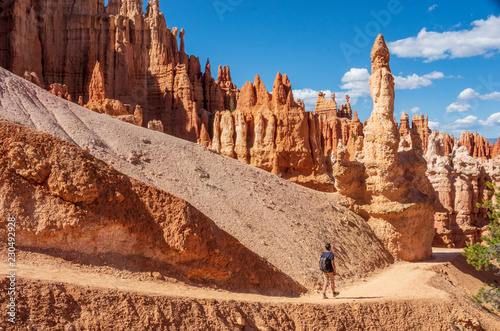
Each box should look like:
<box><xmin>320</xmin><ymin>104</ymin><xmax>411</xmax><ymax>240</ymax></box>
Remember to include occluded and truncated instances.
<box><xmin>463</xmin><ymin>179</ymin><xmax>500</xmax><ymax>311</ymax></box>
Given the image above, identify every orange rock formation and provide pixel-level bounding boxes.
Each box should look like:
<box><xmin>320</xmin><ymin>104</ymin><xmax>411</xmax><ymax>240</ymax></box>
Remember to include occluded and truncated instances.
<box><xmin>210</xmin><ymin>73</ymin><xmax>333</xmax><ymax>191</ymax></box>
<box><xmin>316</xmin><ymin>93</ymin><xmax>362</xmax><ymax>163</ymax></box>
<box><xmin>399</xmin><ymin>112</ymin><xmax>411</xmax><ymax>137</ymax></box>
<box><xmin>358</xmin><ymin>35</ymin><xmax>434</xmax><ymax>261</ymax></box>
<box><xmin>412</xmin><ymin>114</ymin><xmax>431</xmax><ymax>152</ymax></box>
<box><xmin>426</xmin><ymin>131</ymin><xmax>500</xmax><ymax>247</ymax></box>
<box><xmin>458</xmin><ymin>131</ymin><xmax>499</xmax><ymax>160</ymax></box>
<box><xmin>0</xmin><ymin>0</ymin><xmax>230</xmax><ymax>141</ymax></box>
<box><xmin>0</xmin><ymin>120</ymin><xmax>304</xmax><ymax>295</ymax></box>
<box><xmin>49</xmin><ymin>83</ymin><xmax>72</xmax><ymax>101</ymax></box>
<box><xmin>84</xmin><ymin>62</ymin><xmax>143</xmax><ymax>126</ymax></box>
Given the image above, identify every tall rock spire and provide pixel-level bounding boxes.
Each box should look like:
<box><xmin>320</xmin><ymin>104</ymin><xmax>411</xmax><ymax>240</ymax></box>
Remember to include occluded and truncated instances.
<box><xmin>88</xmin><ymin>61</ymin><xmax>106</xmax><ymax>101</ymax></box>
<box><xmin>359</xmin><ymin>34</ymin><xmax>434</xmax><ymax>262</ymax></box>
<box><xmin>363</xmin><ymin>34</ymin><xmax>403</xmax><ymax>199</ymax></box>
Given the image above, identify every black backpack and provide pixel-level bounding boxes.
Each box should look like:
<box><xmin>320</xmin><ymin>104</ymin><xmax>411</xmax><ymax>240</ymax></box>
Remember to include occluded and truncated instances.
<box><xmin>319</xmin><ymin>252</ymin><xmax>334</xmax><ymax>273</ymax></box>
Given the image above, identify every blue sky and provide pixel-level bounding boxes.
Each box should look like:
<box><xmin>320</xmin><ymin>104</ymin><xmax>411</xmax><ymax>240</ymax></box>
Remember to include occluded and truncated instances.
<box><xmin>152</xmin><ymin>0</ymin><xmax>500</xmax><ymax>139</ymax></box>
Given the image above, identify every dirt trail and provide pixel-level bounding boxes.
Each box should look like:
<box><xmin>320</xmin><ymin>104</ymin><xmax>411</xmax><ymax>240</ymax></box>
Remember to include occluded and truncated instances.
<box><xmin>2</xmin><ymin>247</ymin><xmax>499</xmax><ymax>330</ymax></box>
<box><xmin>0</xmin><ymin>248</ymin><xmax>459</xmax><ymax>305</ymax></box>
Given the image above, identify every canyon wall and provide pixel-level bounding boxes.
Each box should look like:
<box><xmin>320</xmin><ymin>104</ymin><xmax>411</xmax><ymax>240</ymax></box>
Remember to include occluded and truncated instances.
<box><xmin>426</xmin><ymin>131</ymin><xmax>500</xmax><ymax>247</ymax></box>
<box><xmin>1</xmin><ymin>1</ymin><xmax>499</xmax><ymax>251</ymax></box>
<box><xmin>210</xmin><ymin>73</ymin><xmax>333</xmax><ymax>191</ymax></box>
<box><xmin>0</xmin><ymin>0</ymin><xmax>228</xmax><ymax>141</ymax></box>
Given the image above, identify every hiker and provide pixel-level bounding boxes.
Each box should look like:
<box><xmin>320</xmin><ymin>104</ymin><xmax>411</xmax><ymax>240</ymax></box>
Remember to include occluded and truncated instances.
<box><xmin>319</xmin><ymin>243</ymin><xmax>339</xmax><ymax>299</ymax></box>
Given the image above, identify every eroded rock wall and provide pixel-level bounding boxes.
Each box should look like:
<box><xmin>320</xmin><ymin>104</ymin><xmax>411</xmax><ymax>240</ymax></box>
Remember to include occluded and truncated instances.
<box><xmin>0</xmin><ymin>0</ymin><xmax>231</xmax><ymax>141</ymax></box>
<box><xmin>426</xmin><ymin>131</ymin><xmax>500</xmax><ymax>247</ymax></box>
<box><xmin>210</xmin><ymin>73</ymin><xmax>333</xmax><ymax>191</ymax></box>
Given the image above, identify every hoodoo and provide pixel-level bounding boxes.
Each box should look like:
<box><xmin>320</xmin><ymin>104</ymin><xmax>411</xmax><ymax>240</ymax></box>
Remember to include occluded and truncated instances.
<box><xmin>359</xmin><ymin>34</ymin><xmax>435</xmax><ymax>261</ymax></box>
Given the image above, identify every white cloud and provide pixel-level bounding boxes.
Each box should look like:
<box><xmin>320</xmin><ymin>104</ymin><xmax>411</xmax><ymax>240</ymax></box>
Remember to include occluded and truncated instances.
<box><xmin>458</xmin><ymin>88</ymin><xmax>500</xmax><ymax>101</ymax></box>
<box><xmin>338</xmin><ymin>68</ymin><xmax>446</xmax><ymax>99</ymax></box>
<box><xmin>394</xmin><ymin>71</ymin><xmax>445</xmax><ymax>89</ymax></box>
<box><xmin>442</xmin><ymin>113</ymin><xmax>500</xmax><ymax>133</ymax></box>
<box><xmin>428</xmin><ymin>4</ymin><xmax>438</xmax><ymax>12</ymax></box>
<box><xmin>428</xmin><ymin>121</ymin><xmax>440</xmax><ymax>130</ymax></box>
<box><xmin>449</xmin><ymin>115</ymin><xmax>480</xmax><ymax>130</ymax></box>
<box><xmin>458</xmin><ymin>88</ymin><xmax>478</xmax><ymax>100</ymax></box>
<box><xmin>479</xmin><ymin>112</ymin><xmax>500</xmax><ymax>126</ymax></box>
<box><xmin>455</xmin><ymin>115</ymin><xmax>477</xmax><ymax>124</ymax></box>
<box><xmin>388</xmin><ymin>15</ymin><xmax>500</xmax><ymax>61</ymax></box>
<box><xmin>446</xmin><ymin>101</ymin><xmax>471</xmax><ymax>113</ymax></box>
<box><xmin>340</xmin><ymin>68</ymin><xmax>371</xmax><ymax>99</ymax></box>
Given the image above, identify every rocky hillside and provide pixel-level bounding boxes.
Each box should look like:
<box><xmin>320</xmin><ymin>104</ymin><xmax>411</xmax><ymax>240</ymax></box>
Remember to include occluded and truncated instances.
<box><xmin>0</xmin><ymin>120</ymin><xmax>306</xmax><ymax>295</ymax></box>
<box><xmin>0</xmin><ymin>66</ymin><xmax>393</xmax><ymax>289</ymax></box>
<box><xmin>0</xmin><ymin>0</ymin><xmax>225</xmax><ymax>141</ymax></box>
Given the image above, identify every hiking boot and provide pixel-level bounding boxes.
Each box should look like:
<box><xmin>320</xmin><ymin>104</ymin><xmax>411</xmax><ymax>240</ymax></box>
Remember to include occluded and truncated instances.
<box><xmin>333</xmin><ymin>291</ymin><xmax>340</xmax><ymax>297</ymax></box>
<box><xmin>322</xmin><ymin>293</ymin><xmax>328</xmax><ymax>299</ymax></box>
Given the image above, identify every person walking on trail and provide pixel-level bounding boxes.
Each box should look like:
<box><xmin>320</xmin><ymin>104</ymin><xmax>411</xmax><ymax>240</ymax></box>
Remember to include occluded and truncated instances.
<box><xmin>319</xmin><ymin>243</ymin><xmax>339</xmax><ymax>299</ymax></box>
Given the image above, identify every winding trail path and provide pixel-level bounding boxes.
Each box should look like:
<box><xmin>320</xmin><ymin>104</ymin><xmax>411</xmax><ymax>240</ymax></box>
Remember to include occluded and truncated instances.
<box><xmin>1</xmin><ymin>248</ymin><xmax>461</xmax><ymax>305</ymax></box>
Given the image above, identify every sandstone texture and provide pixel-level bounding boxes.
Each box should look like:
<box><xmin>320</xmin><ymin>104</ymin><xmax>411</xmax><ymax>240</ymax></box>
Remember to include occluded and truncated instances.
<box><xmin>356</xmin><ymin>35</ymin><xmax>435</xmax><ymax>261</ymax></box>
<box><xmin>426</xmin><ymin>131</ymin><xmax>500</xmax><ymax>247</ymax></box>
<box><xmin>211</xmin><ymin>72</ymin><xmax>333</xmax><ymax>191</ymax></box>
<box><xmin>0</xmin><ymin>0</ymin><xmax>230</xmax><ymax>141</ymax></box>
<box><xmin>0</xmin><ymin>120</ymin><xmax>304</xmax><ymax>295</ymax></box>
<box><xmin>0</xmin><ymin>67</ymin><xmax>393</xmax><ymax>289</ymax></box>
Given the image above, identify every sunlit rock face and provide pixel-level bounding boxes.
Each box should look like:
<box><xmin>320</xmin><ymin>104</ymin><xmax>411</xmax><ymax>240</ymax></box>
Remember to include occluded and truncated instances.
<box><xmin>358</xmin><ymin>34</ymin><xmax>435</xmax><ymax>261</ymax></box>
<box><xmin>0</xmin><ymin>0</ymin><xmax>230</xmax><ymax>141</ymax></box>
<box><xmin>425</xmin><ymin>131</ymin><xmax>500</xmax><ymax>247</ymax></box>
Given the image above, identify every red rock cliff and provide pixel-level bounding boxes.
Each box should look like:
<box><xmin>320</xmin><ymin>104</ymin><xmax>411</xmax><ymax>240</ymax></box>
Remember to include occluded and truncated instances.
<box><xmin>0</xmin><ymin>0</ymin><xmax>230</xmax><ymax>142</ymax></box>
<box><xmin>210</xmin><ymin>73</ymin><xmax>333</xmax><ymax>191</ymax></box>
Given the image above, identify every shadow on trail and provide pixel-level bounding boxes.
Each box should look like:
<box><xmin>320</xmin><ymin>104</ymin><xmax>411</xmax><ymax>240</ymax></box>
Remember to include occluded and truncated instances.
<box><xmin>451</xmin><ymin>254</ymin><xmax>499</xmax><ymax>285</ymax></box>
<box><xmin>416</xmin><ymin>250</ymin><xmax>463</xmax><ymax>264</ymax></box>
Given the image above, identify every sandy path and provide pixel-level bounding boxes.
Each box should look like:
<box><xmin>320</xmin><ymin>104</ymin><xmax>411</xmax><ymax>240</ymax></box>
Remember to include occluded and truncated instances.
<box><xmin>0</xmin><ymin>248</ymin><xmax>459</xmax><ymax>305</ymax></box>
